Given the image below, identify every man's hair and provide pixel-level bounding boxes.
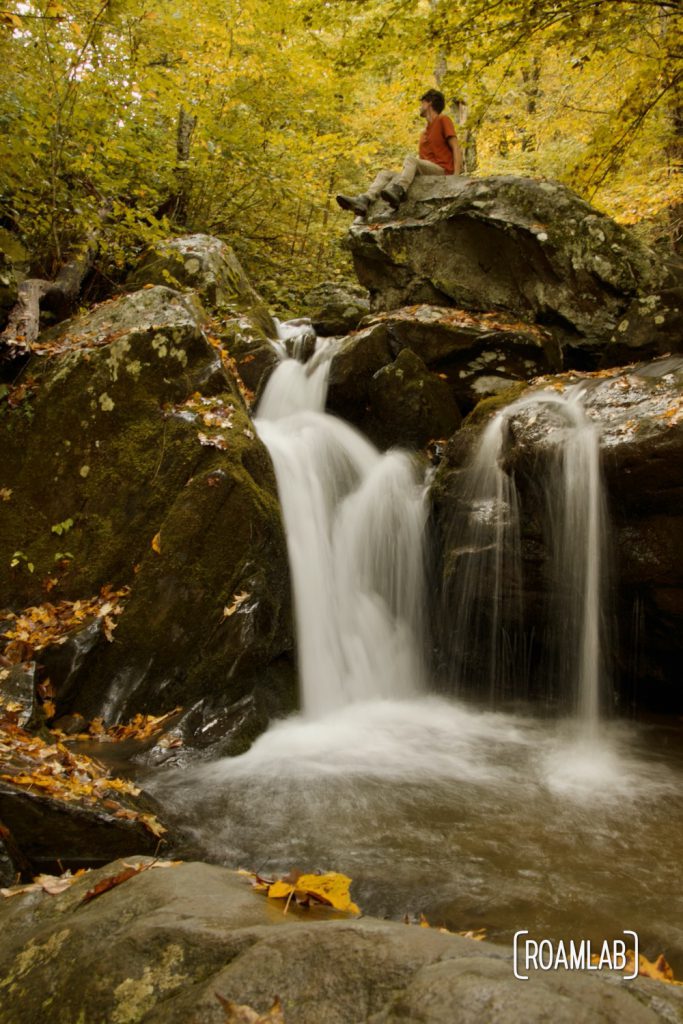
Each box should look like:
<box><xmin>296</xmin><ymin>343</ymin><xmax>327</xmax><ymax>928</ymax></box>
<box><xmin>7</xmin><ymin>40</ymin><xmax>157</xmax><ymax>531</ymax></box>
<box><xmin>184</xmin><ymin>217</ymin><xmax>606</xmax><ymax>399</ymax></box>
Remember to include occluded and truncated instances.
<box><xmin>420</xmin><ymin>89</ymin><xmax>445</xmax><ymax>114</ymax></box>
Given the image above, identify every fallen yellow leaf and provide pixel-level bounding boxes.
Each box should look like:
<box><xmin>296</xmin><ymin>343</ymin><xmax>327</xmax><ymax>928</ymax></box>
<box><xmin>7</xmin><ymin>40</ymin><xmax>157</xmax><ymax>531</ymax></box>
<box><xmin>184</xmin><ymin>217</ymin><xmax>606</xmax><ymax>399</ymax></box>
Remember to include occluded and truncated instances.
<box><xmin>223</xmin><ymin>590</ymin><xmax>250</xmax><ymax>618</ymax></box>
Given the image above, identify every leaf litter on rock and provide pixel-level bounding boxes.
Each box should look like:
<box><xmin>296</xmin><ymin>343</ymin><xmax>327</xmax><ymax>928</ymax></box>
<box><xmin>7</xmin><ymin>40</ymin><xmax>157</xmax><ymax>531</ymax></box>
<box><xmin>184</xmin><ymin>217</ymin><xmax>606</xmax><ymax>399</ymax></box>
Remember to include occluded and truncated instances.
<box><xmin>0</xmin><ymin>721</ymin><xmax>167</xmax><ymax>839</ymax></box>
<box><xmin>0</xmin><ymin>585</ymin><xmax>130</xmax><ymax>666</ymax></box>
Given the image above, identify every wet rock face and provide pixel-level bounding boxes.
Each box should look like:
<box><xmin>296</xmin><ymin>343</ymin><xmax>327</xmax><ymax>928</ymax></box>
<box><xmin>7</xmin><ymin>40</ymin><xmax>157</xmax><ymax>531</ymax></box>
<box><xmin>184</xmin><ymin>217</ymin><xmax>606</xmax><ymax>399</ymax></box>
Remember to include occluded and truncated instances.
<box><xmin>0</xmin><ymin>284</ymin><xmax>294</xmax><ymax>734</ymax></box>
<box><xmin>326</xmin><ymin>303</ymin><xmax>560</xmax><ymax>443</ymax></box>
<box><xmin>0</xmin><ymin>859</ymin><xmax>678</xmax><ymax>1024</ymax></box>
<box><xmin>432</xmin><ymin>356</ymin><xmax>683</xmax><ymax>712</ymax></box>
<box><xmin>0</xmin><ymin>781</ymin><xmax>162</xmax><ymax>874</ymax></box>
<box><xmin>348</xmin><ymin>175</ymin><xmax>670</xmax><ymax>366</ymax></box>
<box><xmin>303</xmin><ymin>280</ymin><xmax>370</xmax><ymax>336</ymax></box>
<box><xmin>366</xmin><ymin>349</ymin><xmax>461</xmax><ymax>449</ymax></box>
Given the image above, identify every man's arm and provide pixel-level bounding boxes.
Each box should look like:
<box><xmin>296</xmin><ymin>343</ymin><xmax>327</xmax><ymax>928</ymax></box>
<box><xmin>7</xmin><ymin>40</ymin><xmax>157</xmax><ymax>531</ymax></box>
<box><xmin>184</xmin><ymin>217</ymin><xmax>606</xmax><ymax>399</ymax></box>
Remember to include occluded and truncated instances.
<box><xmin>449</xmin><ymin>135</ymin><xmax>463</xmax><ymax>175</ymax></box>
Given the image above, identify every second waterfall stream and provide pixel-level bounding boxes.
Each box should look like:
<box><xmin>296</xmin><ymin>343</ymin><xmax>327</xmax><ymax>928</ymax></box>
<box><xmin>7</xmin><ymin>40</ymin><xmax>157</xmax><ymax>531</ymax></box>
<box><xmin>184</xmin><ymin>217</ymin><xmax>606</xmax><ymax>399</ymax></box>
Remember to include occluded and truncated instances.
<box><xmin>255</xmin><ymin>327</ymin><xmax>428</xmax><ymax>719</ymax></box>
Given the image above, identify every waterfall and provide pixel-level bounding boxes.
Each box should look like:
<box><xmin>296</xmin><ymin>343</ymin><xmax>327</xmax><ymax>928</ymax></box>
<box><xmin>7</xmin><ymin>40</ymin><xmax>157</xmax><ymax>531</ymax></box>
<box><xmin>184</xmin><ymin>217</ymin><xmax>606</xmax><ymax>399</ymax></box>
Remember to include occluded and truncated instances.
<box><xmin>450</xmin><ymin>386</ymin><xmax>610</xmax><ymax>729</ymax></box>
<box><xmin>543</xmin><ymin>386</ymin><xmax>610</xmax><ymax>732</ymax></box>
<box><xmin>443</xmin><ymin>414</ymin><xmax>523</xmax><ymax>701</ymax></box>
<box><xmin>255</xmin><ymin>326</ymin><xmax>427</xmax><ymax>719</ymax></box>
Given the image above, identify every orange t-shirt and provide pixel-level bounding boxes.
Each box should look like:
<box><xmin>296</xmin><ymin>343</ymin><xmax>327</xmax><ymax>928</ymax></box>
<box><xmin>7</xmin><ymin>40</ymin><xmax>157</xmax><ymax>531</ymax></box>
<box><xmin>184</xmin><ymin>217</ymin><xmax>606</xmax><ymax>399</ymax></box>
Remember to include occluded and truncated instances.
<box><xmin>419</xmin><ymin>114</ymin><xmax>457</xmax><ymax>173</ymax></box>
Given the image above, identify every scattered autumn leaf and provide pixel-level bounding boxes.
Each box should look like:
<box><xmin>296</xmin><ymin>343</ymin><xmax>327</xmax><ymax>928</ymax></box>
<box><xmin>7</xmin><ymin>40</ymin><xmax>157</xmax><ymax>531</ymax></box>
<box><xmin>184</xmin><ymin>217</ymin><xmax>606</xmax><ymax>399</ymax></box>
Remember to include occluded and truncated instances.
<box><xmin>457</xmin><ymin>928</ymin><xmax>487</xmax><ymax>941</ymax></box>
<box><xmin>216</xmin><ymin>994</ymin><xmax>284</xmax><ymax>1023</ymax></box>
<box><xmin>223</xmin><ymin>591</ymin><xmax>250</xmax><ymax>618</ymax></box>
<box><xmin>80</xmin><ymin>859</ymin><xmax>181</xmax><ymax>905</ymax></box>
<box><xmin>0</xmin><ymin>721</ymin><xmax>166</xmax><ymax>838</ymax></box>
<box><xmin>151</xmin><ymin>532</ymin><xmax>161</xmax><ymax>554</ymax></box>
<box><xmin>242</xmin><ymin>869</ymin><xmax>360</xmax><ymax>915</ymax></box>
<box><xmin>1</xmin><ymin>869</ymin><xmax>88</xmax><ymax>899</ymax></box>
<box><xmin>198</xmin><ymin>431</ymin><xmax>229</xmax><ymax>450</ymax></box>
<box><xmin>623</xmin><ymin>950</ymin><xmax>682</xmax><ymax>985</ymax></box>
<box><xmin>81</xmin><ymin>865</ymin><xmax>143</xmax><ymax>904</ymax></box>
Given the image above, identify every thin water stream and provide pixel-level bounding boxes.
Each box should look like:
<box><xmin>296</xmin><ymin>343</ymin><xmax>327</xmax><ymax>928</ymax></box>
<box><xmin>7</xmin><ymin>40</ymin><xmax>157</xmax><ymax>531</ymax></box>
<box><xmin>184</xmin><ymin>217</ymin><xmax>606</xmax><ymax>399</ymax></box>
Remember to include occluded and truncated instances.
<box><xmin>146</xmin><ymin>323</ymin><xmax>683</xmax><ymax>971</ymax></box>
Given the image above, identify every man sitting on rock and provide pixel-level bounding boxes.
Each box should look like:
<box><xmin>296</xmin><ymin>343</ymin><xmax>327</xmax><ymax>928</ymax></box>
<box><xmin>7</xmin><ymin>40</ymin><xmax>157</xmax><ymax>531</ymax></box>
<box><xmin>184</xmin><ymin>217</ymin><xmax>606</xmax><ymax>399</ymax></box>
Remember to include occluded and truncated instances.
<box><xmin>336</xmin><ymin>89</ymin><xmax>463</xmax><ymax>219</ymax></box>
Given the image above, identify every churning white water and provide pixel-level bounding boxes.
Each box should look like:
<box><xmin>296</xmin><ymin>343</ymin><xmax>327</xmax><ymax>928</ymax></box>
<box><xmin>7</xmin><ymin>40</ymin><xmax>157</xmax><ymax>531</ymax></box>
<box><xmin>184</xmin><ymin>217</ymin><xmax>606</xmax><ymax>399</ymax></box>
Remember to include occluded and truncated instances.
<box><xmin>255</xmin><ymin>328</ymin><xmax>427</xmax><ymax>718</ymax></box>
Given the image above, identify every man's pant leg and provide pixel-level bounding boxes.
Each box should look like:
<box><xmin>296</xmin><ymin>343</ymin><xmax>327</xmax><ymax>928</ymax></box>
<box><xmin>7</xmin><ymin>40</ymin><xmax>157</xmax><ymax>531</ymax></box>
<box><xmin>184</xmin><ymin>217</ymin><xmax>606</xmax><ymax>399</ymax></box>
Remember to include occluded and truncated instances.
<box><xmin>364</xmin><ymin>158</ymin><xmax>444</xmax><ymax>202</ymax></box>
<box><xmin>397</xmin><ymin>155</ymin><xmax>445</xmax><ymax>191</ymax></box>
<box><xmin>365</xmin><ymin>169</ymin><xmax>395</xmax><ymax>201</ymax></box>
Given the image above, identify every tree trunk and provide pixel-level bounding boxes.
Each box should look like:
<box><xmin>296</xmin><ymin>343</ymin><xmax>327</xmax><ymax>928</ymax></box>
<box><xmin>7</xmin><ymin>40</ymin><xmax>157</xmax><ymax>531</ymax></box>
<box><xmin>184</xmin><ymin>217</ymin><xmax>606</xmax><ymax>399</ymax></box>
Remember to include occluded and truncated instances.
<box><xmin>156</xmin><ymin>106</ymin><xmax>198</xmax><ymax>226</ymax></box>
<box><xmin>0</xmin><ymin>217</ymin><xmax>103</xmax><ymax>360</ymax></box>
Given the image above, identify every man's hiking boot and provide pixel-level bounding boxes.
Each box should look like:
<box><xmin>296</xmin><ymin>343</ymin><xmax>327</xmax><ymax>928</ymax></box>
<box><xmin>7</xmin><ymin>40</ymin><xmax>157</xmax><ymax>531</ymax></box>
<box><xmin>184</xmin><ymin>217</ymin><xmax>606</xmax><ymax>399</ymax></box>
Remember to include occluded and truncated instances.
<box><xmin>379</xmin><ymin>183</ymin><xmax>406</xmax><ymax>209</ymax></box>
<box><xmin>336</xmin><ymin>193</ymin><xmax>370</xmax><ymax>217</ymax></box>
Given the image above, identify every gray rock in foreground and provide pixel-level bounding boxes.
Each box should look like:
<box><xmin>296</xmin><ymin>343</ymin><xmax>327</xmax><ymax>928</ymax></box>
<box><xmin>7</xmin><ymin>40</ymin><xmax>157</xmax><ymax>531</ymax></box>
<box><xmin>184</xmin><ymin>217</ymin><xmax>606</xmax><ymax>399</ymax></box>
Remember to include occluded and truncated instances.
<box><xmin>0</xmin><ymin>859</ymin><xmax>678</xmax><ymax>1023</ymax></box>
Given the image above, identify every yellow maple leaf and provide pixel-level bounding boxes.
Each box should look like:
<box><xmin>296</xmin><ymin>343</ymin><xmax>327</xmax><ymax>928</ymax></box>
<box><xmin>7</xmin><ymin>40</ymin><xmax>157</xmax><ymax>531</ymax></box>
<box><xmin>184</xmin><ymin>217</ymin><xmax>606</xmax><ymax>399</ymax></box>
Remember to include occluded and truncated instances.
<box><xmin>267</xmin><ymin>880</ymin><xmax>294</xmax><ymax>900</ymax></box>
<box><xmin>151</xmin><ymin>532</ymin><xmax>162</xmax><ymax>554</ymax></box>
<box><xmin>216</xmin><ymin>994</ymin><xmax>284</xmax><ymax>1023</ymax></box>
<box><xmin>246</xmin><ymin>870</ymin><xmax>360</xmax><ymax>914</ymax></box>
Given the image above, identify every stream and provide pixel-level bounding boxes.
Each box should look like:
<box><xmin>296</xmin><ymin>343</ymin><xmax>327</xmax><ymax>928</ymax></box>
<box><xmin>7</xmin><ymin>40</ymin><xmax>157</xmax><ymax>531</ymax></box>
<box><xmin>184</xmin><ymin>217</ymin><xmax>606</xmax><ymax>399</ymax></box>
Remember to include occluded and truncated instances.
<box><xmin>146</xmin><ymin>324</ymin><xmax>683</xmax><ymax>972</ymax></box>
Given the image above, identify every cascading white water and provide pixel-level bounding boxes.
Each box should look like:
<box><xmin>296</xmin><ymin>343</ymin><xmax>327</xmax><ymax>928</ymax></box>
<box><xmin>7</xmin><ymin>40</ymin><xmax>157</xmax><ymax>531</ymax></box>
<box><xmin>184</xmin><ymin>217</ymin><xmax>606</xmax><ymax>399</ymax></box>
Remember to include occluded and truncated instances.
<box><xmin>444</xmin><ymin>413</ymin><xmax>523</xmax><ymax>700</ymax></box>
<box><xmin>545</xmin><ymin>386</ymin><xmax>609</xmax><ymax>732</ymax></box>
<box><xmin>452</xmin><ymin>386</ymin><xmax>609</xmax><ymax>730</ymax></box>
<box><xmin>255</xmin><ymin>327</ymin><xmax>427</xmax><ymax>719</ymax></box>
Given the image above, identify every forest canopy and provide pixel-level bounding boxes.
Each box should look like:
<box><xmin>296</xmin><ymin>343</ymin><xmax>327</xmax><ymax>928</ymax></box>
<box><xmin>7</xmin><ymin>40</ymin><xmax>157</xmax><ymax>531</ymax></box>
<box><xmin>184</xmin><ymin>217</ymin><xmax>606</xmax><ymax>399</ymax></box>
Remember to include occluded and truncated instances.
<box><xmin>0</xmin><ymin>0</ymin><xmax>681</xmax><ymax>310</ymax></box>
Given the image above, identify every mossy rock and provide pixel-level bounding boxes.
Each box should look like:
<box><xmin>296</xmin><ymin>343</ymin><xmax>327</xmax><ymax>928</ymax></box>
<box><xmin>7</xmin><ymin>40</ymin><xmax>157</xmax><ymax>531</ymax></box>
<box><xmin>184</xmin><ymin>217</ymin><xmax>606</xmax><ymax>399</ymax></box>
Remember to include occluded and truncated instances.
<box><xmin>365</xmin><ymin>348</ymin><xmax>461</xmax><ymax>449</ymax></box>
<box><xmin>303</xmin><ymin>280</ymin><xmax>370</xmax><ymax>336</ymax></box>
<box><xmin>0</xmin><ymin>285</ymin><xmax>293</xmax><ymax>735</ymax></box>
<box><xmin>127</xmin><ymin>234</ymin><xmax>276</xmax><ymax>338</ymax></box>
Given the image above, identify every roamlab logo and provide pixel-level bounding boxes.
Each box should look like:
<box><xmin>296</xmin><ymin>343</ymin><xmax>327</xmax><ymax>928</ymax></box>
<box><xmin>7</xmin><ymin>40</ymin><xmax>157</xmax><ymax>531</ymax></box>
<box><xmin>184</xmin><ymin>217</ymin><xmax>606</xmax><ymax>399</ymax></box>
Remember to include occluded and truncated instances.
<box><xmin>513</xmin><ymin>931</ymin><xmax>639</xmax><ymax>981</ymax></box>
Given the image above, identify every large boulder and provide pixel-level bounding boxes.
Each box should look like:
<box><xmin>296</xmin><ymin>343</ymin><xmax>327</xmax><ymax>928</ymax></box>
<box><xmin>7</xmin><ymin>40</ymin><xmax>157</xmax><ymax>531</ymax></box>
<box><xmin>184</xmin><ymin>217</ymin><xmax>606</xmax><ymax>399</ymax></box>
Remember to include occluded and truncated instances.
<box><xmin>365</xmin><ymin>348</ymin><xmax>461</xmax><ymax>449</ymax></box>
<box><xmin>432</xmin><ymin>355</ymin><xmax>683</xmax><ymax>712</ymax></box>
<box><xmin>127</xmin><ymin>234</ymin><xmax>275</xmax><ymax>336</ymax></box>
<box><xmin>128</xmin><ymin>234</ymin><xmax>281</xmax><ymax>399</ymax></box>
<box><xmin>0</xmin><ymin>858</ymin><xmax>678</xmax><ymax>1023</ymax></box>
<box><xmin>0</xmin><ymin>285</ymin><xmax>294</xmax><ymax>742</ymax></box>
<box><xmin>328</xmin><ymin>305</ymin><xmax>561</xmax><ymax>429</ymax></box>
<box><xmin>605</xmin><ymin>256</ymin><xmax>683</xmax><ymax>366</ymax></box>
<box><xmin>303</xmin><ymin>280</ymin><xmax>370</xmax><ymax>336</ymax></box>
<box><xmin>348</xmin><ymin>175</ymin><xmax>672</xmax><ymax>367</ymax></box>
